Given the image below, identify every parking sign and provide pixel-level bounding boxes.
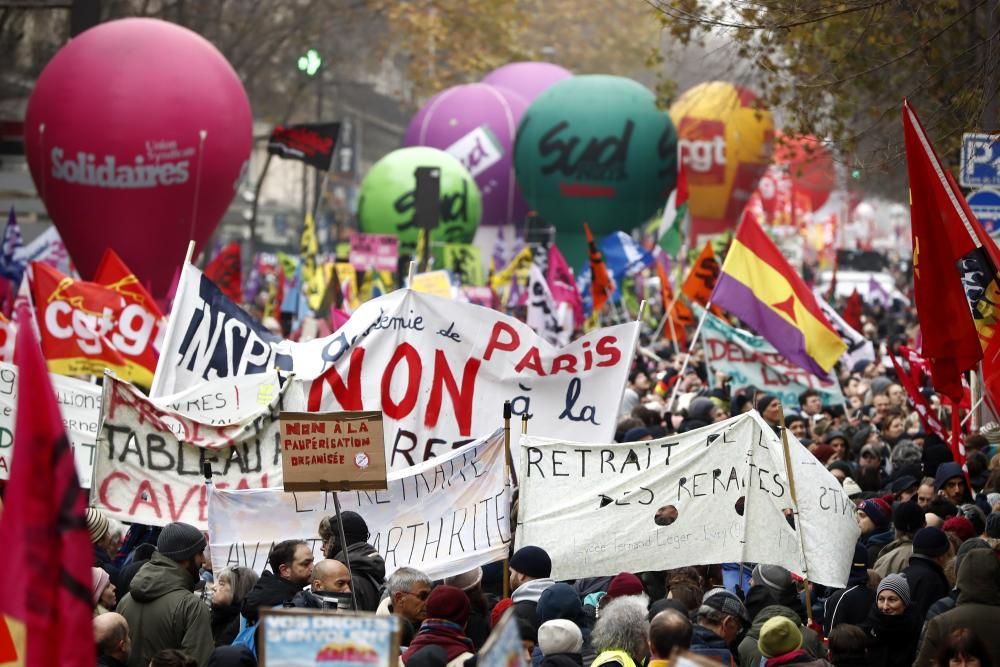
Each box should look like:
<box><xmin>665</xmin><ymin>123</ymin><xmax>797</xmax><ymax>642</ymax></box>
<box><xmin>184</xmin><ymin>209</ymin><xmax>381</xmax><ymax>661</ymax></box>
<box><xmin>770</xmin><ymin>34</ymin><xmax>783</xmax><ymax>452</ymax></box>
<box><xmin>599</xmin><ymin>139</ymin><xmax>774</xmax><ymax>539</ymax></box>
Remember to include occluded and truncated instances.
<box><xmin>968</xmin><ymin>188</ymin><xmax>1000</xmax><ymax>234</ymax></box>
<box><xmin>961</xmin><ymin>133</ymin><xmax>1000</xmax><ymax>187</ymax></box>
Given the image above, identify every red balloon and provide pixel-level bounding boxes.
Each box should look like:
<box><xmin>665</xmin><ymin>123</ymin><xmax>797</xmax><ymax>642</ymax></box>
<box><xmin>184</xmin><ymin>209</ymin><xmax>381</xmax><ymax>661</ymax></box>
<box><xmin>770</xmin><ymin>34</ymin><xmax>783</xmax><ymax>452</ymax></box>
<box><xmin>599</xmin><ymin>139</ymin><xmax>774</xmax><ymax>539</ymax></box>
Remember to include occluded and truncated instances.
<box><xmin>773</xmin><ymin>133</ymin><xmax>835</xmax><ymax>211</ymax></box>
<box><xmin>25</xmin><ymin>18</ymin><xmax>252</xmax><ymax>296</ymax></box>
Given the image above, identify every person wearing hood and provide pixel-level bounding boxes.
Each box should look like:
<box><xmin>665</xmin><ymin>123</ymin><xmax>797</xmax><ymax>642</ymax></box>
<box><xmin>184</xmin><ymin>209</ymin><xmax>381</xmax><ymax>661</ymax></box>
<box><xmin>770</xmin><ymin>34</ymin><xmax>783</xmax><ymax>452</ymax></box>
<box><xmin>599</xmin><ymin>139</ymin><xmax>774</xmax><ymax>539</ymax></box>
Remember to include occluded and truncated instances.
<box><xmin>756</xmin><ymin>616</ymin><xmax>833</xmax><ymax>666</ymax></box>
<box><xmin>510</xmin><ymin>546</ymin><xmax>555</xmax><ymax>634</ymax></box>
<box><xmin>402</xmin><ymin>585</ymin><xmax>476</xmax><ymax>667</ymax></box>
<box><xmin>748</xmin><ymin>564</ymin><xmax>808</xmax><ymax>624</ymax></box>
<box><xmin>116</xmin><ymin>522</ymin><xmax>213</xmax><ymax>667</ymax></box>
<box><xmin>738</xmin><ymin>569</ymin><xmax>823</xmax><ymax>667</ymax></box>
<box><xmin>899</xmin><ymin>527</ymin><xmax>951</xmax><ymax>621</ymax></box>
<box><xmin>921</xmin><ymin>434</ymin><xmax>954</xmax><ymax>479</ymax></box>
<box><xmin>860</xmin><ymin>574</ymin><xmax>921</xmax><ymax>667</ymax></box>
<box><xmin>915</xmin><ymin>548</ymin><xmax>1000</xmax><ymax>666</ymax></box>
<box><xmin>538</xmin><ymin>619</ymin><xmax>584</xmax><ymax>667</ymax></box>
<box><xmin>823</xmin><ymin>543</ymin><xmax>875</xmax><ymax>635</ymax></box>
<box><xmin>532</xmin><ymin>582</ymin><xmax>594</xmax><ymax>667</ymax></box>
<box><xmin>678</xmin><ymin>397</ymin><xmax>718</xmax><ymax>433</ymax></box>
<box><xmin>873</xmin><ymin>500</ymin><xmax>925</xmax><ymax>577</ymax></box>
<box><xmin>326</xmin><ymin>511</ymin><xmax>386</xmax><ymax>612</ymax></box>
<box><xmin>241</xmin><ymin>539</ymin><xmax>313</xmax><ymax>623</ymax></box>
<box><xmin>856</xmin><ymin>498</ymin><xmax>893</xmax><ymax>566</ymax></box>
<box><xmin>934</xmin><ymin>462</ymin><xmax>970</xmax><ymax>505</ymax></box>
<box><xmin>924</xmin><ymin>537</ymin><xmax>991</xmax><ymax>623</ymax></box>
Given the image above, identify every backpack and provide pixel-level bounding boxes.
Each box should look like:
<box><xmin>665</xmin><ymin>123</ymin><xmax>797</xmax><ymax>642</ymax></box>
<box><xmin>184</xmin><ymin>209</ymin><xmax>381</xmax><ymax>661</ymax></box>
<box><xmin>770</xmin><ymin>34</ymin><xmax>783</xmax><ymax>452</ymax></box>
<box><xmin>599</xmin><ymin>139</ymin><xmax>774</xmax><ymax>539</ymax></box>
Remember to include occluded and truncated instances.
<box><xmin>231</xmin><ymin>615</ymin><xmax>258</xmax><ymax>659</ymax></box>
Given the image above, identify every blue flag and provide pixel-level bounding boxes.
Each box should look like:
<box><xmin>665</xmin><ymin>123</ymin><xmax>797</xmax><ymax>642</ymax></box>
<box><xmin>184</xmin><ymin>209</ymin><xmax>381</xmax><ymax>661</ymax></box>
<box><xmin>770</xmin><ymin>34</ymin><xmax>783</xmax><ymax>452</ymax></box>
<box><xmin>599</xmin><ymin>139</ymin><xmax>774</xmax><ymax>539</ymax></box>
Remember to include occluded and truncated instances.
<box><xmin>599</xmin><ymin>231</ymin><xmax>653</xmax><ymax>283</ymax></box>
<box><xmin>0</xmin><ymin>208</ymin><xmax>25</xmax><ymax>286</ymax></box>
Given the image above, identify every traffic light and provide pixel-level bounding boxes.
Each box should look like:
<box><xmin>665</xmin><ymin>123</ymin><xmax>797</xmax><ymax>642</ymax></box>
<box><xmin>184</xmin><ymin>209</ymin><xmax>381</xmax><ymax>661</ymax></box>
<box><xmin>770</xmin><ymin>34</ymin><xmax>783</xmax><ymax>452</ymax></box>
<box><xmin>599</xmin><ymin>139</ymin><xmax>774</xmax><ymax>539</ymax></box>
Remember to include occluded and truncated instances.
<box><xmin>297</xmin><ymin>49</ymin><xmax>322</xmax><ymax>76</ymax></box>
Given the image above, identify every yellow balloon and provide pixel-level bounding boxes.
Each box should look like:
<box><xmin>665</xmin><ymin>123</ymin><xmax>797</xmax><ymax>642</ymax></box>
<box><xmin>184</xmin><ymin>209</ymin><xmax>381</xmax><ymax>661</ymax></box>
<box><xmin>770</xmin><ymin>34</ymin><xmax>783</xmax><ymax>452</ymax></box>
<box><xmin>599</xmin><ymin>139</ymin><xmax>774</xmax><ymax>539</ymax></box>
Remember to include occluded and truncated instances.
<box><xmin>669</xmin><ymin>82</ymin><xmax>774</xmax><ymax>238</ymax></box>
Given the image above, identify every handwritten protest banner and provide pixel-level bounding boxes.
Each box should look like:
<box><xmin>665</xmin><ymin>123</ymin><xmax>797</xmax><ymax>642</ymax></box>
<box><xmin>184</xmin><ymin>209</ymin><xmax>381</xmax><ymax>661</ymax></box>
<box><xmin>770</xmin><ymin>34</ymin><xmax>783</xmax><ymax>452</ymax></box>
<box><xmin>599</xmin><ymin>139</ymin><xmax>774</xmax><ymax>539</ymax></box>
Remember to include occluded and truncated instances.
<box><xmin>701</xmin><ymin>309</ymin><xmax>845</xmax><ymax>406</ymax></box>
<box><xmin>527</xmin><ymin>264</ymin><xmax>572</xmax><ymax>347</ymax></box>
<box><xmin>260</xmin><ymin>610</ymin><xmax>400</xmax><ymax>667</ymax></box>
<box><xmin>91</xmin><ymin>374</ymin><xmax>288</xmax><ymax>528</ymax></box>
<box><xmin>517</xmin><ymin>412</ymin><xmax>859</xmax><ymax>587</ymax></box>
<box><xmin>208</xmin><ymin>429</ymin><xmax>509</xmax><ymax>579</ymax></box>
<box><xmin>154</xmin><ymin>266</ymin><xmax>640</xmax><ymax>470</ymax></box>
<box><xmin>280</xmin><ymin>411</ymin><xmax>387</xmax><ymax>491</ymax></box>
<box><xmin>350</xmin><ymin>233</ymin><xmax>399</xmax><ymax>274</ymax></box>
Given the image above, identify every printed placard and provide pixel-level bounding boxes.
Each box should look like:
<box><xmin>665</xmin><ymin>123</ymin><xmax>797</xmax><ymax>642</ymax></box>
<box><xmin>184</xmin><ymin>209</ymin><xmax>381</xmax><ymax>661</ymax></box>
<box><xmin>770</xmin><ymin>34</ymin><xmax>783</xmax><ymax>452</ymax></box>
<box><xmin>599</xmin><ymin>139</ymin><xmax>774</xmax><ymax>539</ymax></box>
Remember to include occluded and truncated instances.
<box><xmin>350</xmin><ymin>233</ymin><xmax>399</xmax><ymax>274</ymax></box>
<box><xmin>260</xmin><ymin>609</ymin><xmax>399</xmax><ymax>667</ymax></box>
<box><xmin>280</xmin><ymin>411</ymin><xmax>387</xmax><ymax>491</ymax></box>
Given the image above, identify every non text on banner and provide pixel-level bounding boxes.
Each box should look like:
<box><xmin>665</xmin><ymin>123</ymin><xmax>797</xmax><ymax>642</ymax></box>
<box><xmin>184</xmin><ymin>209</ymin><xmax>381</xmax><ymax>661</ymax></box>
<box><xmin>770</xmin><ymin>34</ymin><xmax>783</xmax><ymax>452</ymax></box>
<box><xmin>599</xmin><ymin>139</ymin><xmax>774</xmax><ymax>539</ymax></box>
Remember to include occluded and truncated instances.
<box><xmin>208</xmin><ymin>429</ymin><xmax>510</xmax><ymax>580</ymax></box>
<box><xmin>516</xmin><ymin>412</ymin><xmax>859</xmax><ymax>587</ymax></box>
<box><xmin>91</xmin><ymin>373</ymin><xmax>287</xmax><ymax>529</ymax></box>
<box><xmin>154</xmin><ymin>266</ymin><xmax>640</xmax><ymax>470</ymax></box>
<box><xmin>280</xmin><ymin>411</ymin><xmax>387</xmax><ymax>491</ymax></box>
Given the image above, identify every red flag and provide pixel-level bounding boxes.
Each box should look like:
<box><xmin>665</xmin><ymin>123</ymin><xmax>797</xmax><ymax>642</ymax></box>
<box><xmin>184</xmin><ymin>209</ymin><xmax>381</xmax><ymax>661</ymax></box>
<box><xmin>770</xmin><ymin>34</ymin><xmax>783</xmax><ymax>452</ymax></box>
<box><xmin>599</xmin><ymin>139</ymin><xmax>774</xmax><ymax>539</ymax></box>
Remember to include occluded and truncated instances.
<box><xmin>204</xmin><ymin>242</ymin><xmax>243</xmax><ymax>303</ymax></box>
<box><xmin>888</xmin><ymin>349</ymin><xmax>950</xmax><ymax>442</ymax></box>
<box><xmin>0</xmin><ymin>302</ymin><xmax>94</xmax><ymax>667</ymax></box>
<box><xmin>843</xmin><ymin>289</ymin><xmax>863</xmax><ymax>332</ymax></box>
<box><xmin>903</xmin><ymin>101</ymin><xmax>984</xmax><ymax>400</ymax></box>
<box><xmin>655</xmin><ymin>260</ymin><xmax>688</xmax><ymax>348</ymax></box>
<box><xmin>584</xmin><ymin>223</ymin><xmax>613</xmax><ymax>314</ymax></box>
<box><xmin>94</xmin><ymin>248</ymin><xmax>166</xmax><ymax>319</ymax></box>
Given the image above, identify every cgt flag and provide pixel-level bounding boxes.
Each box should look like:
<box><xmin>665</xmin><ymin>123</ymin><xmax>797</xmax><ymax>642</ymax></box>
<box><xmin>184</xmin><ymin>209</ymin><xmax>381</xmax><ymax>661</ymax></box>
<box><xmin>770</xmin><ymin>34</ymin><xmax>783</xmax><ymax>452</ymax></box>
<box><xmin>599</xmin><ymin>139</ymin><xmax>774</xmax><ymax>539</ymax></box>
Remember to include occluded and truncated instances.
<box><xmin>267</xmin><ymin>122</ymin><xmax>341</xmax><ymax>171</ymax></box>
<box><xmin>204</xmin><ymin>242</ymin><xmax>242</xmax><ymax>304</ymax></box>
<box><xmin>0</xmin><ymin>302</ymin><xmax>94</xmax><ymax>667</ymax></box>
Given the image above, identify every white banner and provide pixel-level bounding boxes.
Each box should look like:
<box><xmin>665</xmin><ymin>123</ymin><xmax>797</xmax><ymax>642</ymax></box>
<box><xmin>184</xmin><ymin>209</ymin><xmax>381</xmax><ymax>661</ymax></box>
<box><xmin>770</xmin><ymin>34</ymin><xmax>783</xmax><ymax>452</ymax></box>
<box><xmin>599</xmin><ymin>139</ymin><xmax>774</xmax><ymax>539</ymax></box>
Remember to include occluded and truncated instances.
<box><xmin>527</xmin><ymin>264</ymin><xmax>571</xmax><ymax>347</ymax></box>
<box><xmin>208</xmin><ymin>429</ymin><xmax>510</xmax><ymax>580</ymax></box>
<box><xmin>516</xmin><ymin>412</ymin><xmax>859</xmax><ymax>588</ymax></box>
<box><xmin>815</xmin><ymin>294</ymin><xmax>876</xmax><ymax>371</ymax></box>
<box><xmin>91</xmin><ymin>373</ymin><xmax>286</xmax><ymax>528</ymax></box>
<box><xmin>154</xmin><ymin>265</ymin><xmax>639</xmax><ymax>471</ymax></box>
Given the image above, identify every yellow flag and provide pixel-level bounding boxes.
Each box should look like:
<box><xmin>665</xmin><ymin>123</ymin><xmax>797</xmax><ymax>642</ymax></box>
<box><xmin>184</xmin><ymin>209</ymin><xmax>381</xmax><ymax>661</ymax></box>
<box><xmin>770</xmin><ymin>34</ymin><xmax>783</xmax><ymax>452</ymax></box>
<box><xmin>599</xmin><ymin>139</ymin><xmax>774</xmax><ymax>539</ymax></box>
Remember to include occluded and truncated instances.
<box><xmin>300</xmin><ymin>214</ymin><xmax>325</xmax><ymax>311</ymax></box>
<box><xmin>489</xmin><ymin>247</ymin><xmax>532</xmax><ymax>290</ymax></box>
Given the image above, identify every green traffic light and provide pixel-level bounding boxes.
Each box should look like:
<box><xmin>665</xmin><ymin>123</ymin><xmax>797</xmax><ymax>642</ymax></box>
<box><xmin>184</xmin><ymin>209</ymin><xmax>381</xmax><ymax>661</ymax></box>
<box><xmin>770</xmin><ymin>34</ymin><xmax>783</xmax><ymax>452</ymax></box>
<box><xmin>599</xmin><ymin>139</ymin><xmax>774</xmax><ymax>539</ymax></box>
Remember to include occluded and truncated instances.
<box><xmin>297</xmin><ymin>49</ymin><xmax>322</xmax><ymax>76</ymax></box>
<box><xmin>851</xmin><ymin>168</ymin><xmax>861</xmax><ymax>180</ymax></box>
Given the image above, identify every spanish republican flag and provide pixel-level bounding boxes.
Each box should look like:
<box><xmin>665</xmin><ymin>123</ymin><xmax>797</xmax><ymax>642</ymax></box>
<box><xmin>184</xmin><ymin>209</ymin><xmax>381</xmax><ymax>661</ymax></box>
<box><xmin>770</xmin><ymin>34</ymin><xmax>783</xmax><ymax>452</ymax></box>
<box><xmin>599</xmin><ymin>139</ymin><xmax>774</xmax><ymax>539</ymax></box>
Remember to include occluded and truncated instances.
<box><xmin>711</xmin><ymin>210</ymin><xmax>845</xmax><ymax>377</ymax></box>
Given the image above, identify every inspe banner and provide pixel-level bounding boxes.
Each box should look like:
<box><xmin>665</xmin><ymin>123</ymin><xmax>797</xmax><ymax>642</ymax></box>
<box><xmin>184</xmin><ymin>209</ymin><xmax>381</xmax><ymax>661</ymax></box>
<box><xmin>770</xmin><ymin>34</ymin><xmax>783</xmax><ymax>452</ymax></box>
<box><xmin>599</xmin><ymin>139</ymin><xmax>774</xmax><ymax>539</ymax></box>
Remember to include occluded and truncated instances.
<box><xmin>91</xmin><ymin>373</ymin><xmax>287</xmax><ymax>528</ymax></box>
<box><xmin>208</xmin><ymin>429</ymin><xmax>510</xmax><ymax>580</ymax></box>
<box><xmin>701</xmin><ymin>309</ymin><xmax>845</xmax><ymax>406</ymax></box>
<box><xmin>516</xmin><ymin>412</ymin><xmax>859</xmax><ymax>587</ymax></box>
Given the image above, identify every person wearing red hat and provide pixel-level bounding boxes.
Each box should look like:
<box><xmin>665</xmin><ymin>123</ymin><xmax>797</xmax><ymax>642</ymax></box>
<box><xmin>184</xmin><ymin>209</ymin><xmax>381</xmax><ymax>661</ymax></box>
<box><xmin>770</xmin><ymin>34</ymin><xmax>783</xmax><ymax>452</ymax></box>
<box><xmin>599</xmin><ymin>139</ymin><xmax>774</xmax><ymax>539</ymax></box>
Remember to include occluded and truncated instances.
<box><xmin>597</xmin><ymin>573</ymin><xmax>645</xmax><ymax>616</ymax></box>
<box><xmin>942</xmin><ymin>516</ymin><xmax>976</xmax><ymax>543</ymax></box>
<box><xmin>857</xmin><ymin>497</ymin><xmax>894</xmax><ymax>566</ymax></box>
<box><xmin>402</xmin><ymin>585</ymin><xmax>476</xmax><ymax>667</ymax></box>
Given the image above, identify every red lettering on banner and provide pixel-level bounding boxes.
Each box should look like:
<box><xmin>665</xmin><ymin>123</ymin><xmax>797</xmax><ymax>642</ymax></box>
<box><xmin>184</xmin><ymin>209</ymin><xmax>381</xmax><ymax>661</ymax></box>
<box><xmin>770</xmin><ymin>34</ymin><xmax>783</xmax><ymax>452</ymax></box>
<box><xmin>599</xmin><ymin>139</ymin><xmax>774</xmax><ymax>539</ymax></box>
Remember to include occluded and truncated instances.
<box><xmin>381</xmin><ymin>343</ymin><xmax>421</xmax><ymax>419</ymax></box>
<box><xmin>595</xmin><ymin>336</ymin><xmax>621</xmax><ymax>367</ymax></box>
<box><xmin>98</xmin><ymin>471</ymin><xmax>129</xmax><ymax>511</ymax></box>
<box><xmin>484</xmin><ymin>321</ymin><xmax>519</xmax><ymax>361</ymax></box>
<box><xmin>426</xmin><ymin>350</ymin><xmax>480</xmax><ymax>435</ymax></box>
<box><xmin>129</xmin><ymin>479</ymin><xmax>163</xmax><ymax>519</ymax></box>
<box><xmin>307</xmin><ymin>347</ymin><xmax>365</xmax><ymax>411</ymax></box>
<box><xmin>551</xmin><ymin>354</ymin><xmax>577</xmax><ymax>374</ymax></box>
<box><xmin>514</xmin><ymin>347</ymin><xmax>546</xmax><ymax>375</ymax></box>
<box><xmin>164</xmin><ymin>484</ymin><xmax>201</xmax><ymax>522</ymax></box>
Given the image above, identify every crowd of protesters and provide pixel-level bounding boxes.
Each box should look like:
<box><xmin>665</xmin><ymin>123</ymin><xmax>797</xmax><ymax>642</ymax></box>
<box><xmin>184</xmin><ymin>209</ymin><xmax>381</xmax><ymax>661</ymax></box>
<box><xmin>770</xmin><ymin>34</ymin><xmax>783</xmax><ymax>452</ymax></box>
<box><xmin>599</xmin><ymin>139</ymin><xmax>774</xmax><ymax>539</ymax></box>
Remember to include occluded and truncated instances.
<box><xmin>84</xmin><ymin>291</ymin><xmax>1000</xmax><ymax>667</ymax></box>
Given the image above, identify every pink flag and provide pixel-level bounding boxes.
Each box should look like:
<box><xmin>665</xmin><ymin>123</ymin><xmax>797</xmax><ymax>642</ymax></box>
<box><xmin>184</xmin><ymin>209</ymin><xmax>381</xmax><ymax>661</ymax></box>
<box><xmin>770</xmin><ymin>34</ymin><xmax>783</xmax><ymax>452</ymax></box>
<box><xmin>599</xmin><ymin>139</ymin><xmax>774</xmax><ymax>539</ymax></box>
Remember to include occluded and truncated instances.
<box><xmin>546</xmin><ymin>245</ymin><xmax>583</xmax><ymax>326</ymax></box>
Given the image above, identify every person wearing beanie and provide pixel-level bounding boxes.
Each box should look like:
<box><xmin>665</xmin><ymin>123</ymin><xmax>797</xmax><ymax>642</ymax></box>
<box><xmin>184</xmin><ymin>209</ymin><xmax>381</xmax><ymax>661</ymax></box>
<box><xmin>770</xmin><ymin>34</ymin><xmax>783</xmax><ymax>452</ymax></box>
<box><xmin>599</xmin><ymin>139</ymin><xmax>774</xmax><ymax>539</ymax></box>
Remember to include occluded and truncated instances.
<box><xmin>677</xmin><ymin>397</ymin><xmax>716</xmax><ymax>433</ymax></box>
<box><xmin>841</xmin><ymin>478</ymin><xmax>863</xmax><ymax>501</ymax></box>
<box><xmin>861</xmin><ymin>573</ymin><xmax>921</xmax><ymax>667</ymax></box>
<box><xmin>739</xmin><ymin>579</ymin><xmax>825</xmax><ymax>667</ymax></box>
<box><xmin>538</xmin><ymin>619</ymin><xmax>584</xmax><ymax>667</ymax></box>
<box><xmin>510</xmin><ymin>546</ymin><xmax>555</xmax><ymax>635</ymax></box>
<box><xmin>822</xmin><ymin>542</ymin><xmax>876</xmax><ymax>636</ymax></box>
<box><xmin>324</xmin><ymin>511</ymin><xmax>386</xmax><ymax>612</ymax></box>
<box><xmin>785</xmin><ymin>414</ymin><xmax>808</xmax><ymax>441</ymax></box>
<box><xmin>601</xmin><ymin>572</ymin><xmax>645</xmax><ymax>608</ymax></box>
<box><xmin>934</xmin><ymin>462</ymin><xmax>970</xmax><ymax>505</ymax></box>
<box><xmin>757</xmin><ymin>616</ymin><xmax>831</xmax><ymax>666</ymax></box>
<box><xmin>915</xmin><ymin>549</ymin><xmax>1000</xmax><ymax>667</ymax></box>
<box><xmin>942</xmin><ymin>515</ymin><xmax>976</xmax><ymax>542</ymax></box>
<box><xmin>93</xmin><ymin>567</ymin><xmax>117</xmax><ymax>616</ymax></box>
<box><xmin>116</xmin><ymin>522</ymin><xmax>212</xmax><ymax>667</ymax></box>
<box><xmin>402</xmin><ymin>585</ymin><xmax>476</xmax><ymax>666</ymax></box>
<box><xmin>241</xmin><ymin>539</ymin><xmax>314</xmax><ymax>624</ymax></box>
<box><xmin>986</xmin><ymin>512</ymin><xmax>1000</xmax><ymax>542</ymax></box>
<box><xmin>857</xmin><ymin>498</ymin><xmax>894</xmax><ymax>566</ymax></box>
<box><xmin>873</xmin><ymin>501</ymin><xmax>926</xmax><ymax>577</ymax></box>
<box><xmin>756</xmin><ymin>394</ymin><xmax>782</xmax><ymax>430</ymax></box>
<box><xmin>534</xmin><ymin>583</ymin><xmax>594</xmax><ymax>667</ymax></box>
<box><xmin>442</xmin><ymin>567</ymin><xmax>495</xmax><ymax>651</ymax></box>
<box><xmin>88</xmin><ymin>507</ymin><xmax>121</xmax><ymax>591</ymax></box>
<box><xmin>923</xmin><ymin>538</ymin><xmax>991</xmax><ymax>625</ymax></box>
<box><xmin>900</xmin><ymin>526</ymin><xmax>951</xmax><ymax>621</ymax></box>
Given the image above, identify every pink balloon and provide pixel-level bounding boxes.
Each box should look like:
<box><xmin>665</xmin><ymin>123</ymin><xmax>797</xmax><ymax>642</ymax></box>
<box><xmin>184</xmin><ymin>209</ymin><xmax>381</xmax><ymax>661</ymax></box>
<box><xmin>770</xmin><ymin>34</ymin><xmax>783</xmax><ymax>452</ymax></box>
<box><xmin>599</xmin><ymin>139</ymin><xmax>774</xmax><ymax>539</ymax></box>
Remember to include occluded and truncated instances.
<box><xmin>482</xmin><ymin>62</ymin><xmax>572</xmax><ymax>102</ymax></box>
<box><xmin>25</xmin><ymin>18</ymin><xmax>252</xmax><ymax>296</ymax></box>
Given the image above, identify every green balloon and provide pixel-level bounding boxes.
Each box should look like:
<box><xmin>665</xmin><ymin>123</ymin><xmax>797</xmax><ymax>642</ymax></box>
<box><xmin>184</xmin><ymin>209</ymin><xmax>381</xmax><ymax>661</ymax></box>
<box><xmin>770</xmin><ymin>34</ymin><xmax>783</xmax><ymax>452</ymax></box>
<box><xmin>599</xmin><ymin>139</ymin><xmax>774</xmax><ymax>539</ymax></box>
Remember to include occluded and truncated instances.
<box><xmin>514</xmin><ymin>75</ymin><xmax>677</xmax><ymax>265</ymax></box>
<box><xmin>358</xmin><ymin>146</ymin><xmax>482</xmax><ymax>256</ymax></box>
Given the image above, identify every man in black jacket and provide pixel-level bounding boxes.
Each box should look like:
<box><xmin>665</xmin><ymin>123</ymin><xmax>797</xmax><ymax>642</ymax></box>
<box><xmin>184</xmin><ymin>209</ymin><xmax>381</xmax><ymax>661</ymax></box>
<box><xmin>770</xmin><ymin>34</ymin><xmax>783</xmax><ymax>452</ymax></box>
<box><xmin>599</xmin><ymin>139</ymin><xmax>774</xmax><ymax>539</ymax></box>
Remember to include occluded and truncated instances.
<box><xmin>241</xmin><ymin>540</ymin><xmax>314</xmax><ymax>622</ymax></box>
<box><xmin>822</xmin><ymin>542</ymin><xmax>875</xmax><ymax>635</ymax></box>
<box><xmin>901</xmin><ymin>526</ymin><xmax>951</xmax><ymax>620</ymax></box>
<box><xmin>327</xmin><ymin>511</ymin><xmax>386</xmax><ymax>612</ymax></box>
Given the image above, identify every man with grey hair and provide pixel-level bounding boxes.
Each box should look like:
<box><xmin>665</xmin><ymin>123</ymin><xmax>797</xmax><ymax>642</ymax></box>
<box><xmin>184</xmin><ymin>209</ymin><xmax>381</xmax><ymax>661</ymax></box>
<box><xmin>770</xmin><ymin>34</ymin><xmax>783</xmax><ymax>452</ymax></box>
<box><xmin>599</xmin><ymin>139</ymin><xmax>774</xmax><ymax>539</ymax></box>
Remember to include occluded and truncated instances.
<box><xmin>690</xmin><ymin>590</ymin><xmax>749</xmax><ymax>665</ymax></box>
<box><xmin>590</xmin><ymin>596</ymin><xmax>649</xmax><ymax>667</ymax></box>
<box><xmin>94</xmin><ymin>612</ymin><xmax>131</xmax><ymax>667</ymax></box>
<box><xmin>382</xmin><ymin>566</ymin><xmax>432</xmax><ymax>647</ymax></box>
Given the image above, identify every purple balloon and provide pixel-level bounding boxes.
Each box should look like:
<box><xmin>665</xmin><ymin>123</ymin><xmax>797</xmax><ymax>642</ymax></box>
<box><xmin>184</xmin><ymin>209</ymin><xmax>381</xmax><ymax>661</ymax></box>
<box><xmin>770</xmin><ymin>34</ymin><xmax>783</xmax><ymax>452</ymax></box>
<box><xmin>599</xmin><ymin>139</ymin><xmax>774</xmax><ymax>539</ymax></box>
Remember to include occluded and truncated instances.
<box><xmin>482</xmin><ymin>61</ymin><xmax>572</xmax><ymax>103</ymax></box>
<box><xmin>404</xmin><ymin>82</ymin><xmax>529</xmax><ymax>228</ymax></box>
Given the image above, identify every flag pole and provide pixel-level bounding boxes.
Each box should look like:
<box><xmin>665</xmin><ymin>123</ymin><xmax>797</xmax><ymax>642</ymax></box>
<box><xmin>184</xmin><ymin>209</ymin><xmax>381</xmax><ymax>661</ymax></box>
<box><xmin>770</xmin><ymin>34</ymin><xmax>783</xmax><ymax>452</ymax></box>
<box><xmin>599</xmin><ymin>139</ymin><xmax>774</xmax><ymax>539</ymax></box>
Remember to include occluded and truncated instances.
<box><xmin>776</xmin><ymin>402</ymin><xmax>814</xmax><ymax>627</ymax></box>
<box><xmin>667</xmin><ymin>301</ymin><xmax>712</xmax><ymax>411</ymax></box>
<box><xmin>406</xmin><ymin>260</ymin><xmax>417</xmax><ymax>288</ymax></box>
<box><xmin>502</xmin><ymin>400</ymin><xmax>513</xmax><ymax>599</ymax></box>
<box><xmin>149</xmin><ymin>240</ymin><xmax>195</xmax><ymax>398</ymax></box>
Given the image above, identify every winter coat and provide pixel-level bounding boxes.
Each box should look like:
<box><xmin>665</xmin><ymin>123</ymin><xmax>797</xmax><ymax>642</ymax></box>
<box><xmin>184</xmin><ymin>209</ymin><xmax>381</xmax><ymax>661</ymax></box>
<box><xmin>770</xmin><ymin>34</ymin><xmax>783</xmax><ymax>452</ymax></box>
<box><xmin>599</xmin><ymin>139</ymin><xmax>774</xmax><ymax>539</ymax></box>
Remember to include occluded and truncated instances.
<box><xmin>862</xmin><ymin>528</ymin><xmax>894</xmax><ymax>567</ymax></box>
<box><xmin>871</xmin><ymin>537</ymin><xmax>913</xmax><ymax>577</ymax></box>
<box><xmin>914</xmin><ymin>549</ymin><xmax>1000</xmax><ymax>667</ymax></box>
<box><xmin>97</xmin><ymin>655</ymin><xmax>128</xmax><ymax>667</ymax></box>
<box><xmin>402</xmin><ymin>619</ymin><xmax>476</xmax><ymax>664</ymax></box>
<box><xmin>900</xmin><ymin>554</ymin><xmax>950</xmax><ymax>621</ymax></box>
<box><xmin>240</xmin><ymin>571</ymin><xmax>304</xmax><ymax>623</ymax></box>
<box><xmin>210</xmin><ymin>602</ymin><xmax>241</xmax><ymax>646</ymax></box>
<box><xmin>822</xmin><ymin>576</ymin><xmax>874</xmax><ymax>636</ymax></box>
<box><xmin>116</xmin><ymin>552</ymin><xmax>214</xmax><ymax>667</ymax></box>
<box><xmin>690</xmin><ymin>624</ymin><xmax>735</xmax><ymax>665</ymax></box>
<box><xmin>512</xmin><ymin>578</ymin><xmax>555</xmax><ymax>634</ymax></box>
<box><xmin>541</xmin><ymin>654</ymin><xmax>584</xmax><ymax>667</ymax></box>
<box><xmin>763</xmin><ymin>649</ymin><xmax>833</xmax><ymax>666</ymax></box>
<box><xmin>332</xmin><ymin>541</ymin><xmax>386</xmax><ymax>612</ymax></box>
<box><xmin>738</xmin><ymin>605</ymin><xmax>822</xmax><ymax>667</ymax></box>
<box><xmin>859</xmin><ymin>606</ymin><xmax>921</xmax><ymax>667</ymax></box>
<box><xmin>94</xmin><ymin>545</ymin><xmax>121</xmax><ymax>591</ymax></box>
